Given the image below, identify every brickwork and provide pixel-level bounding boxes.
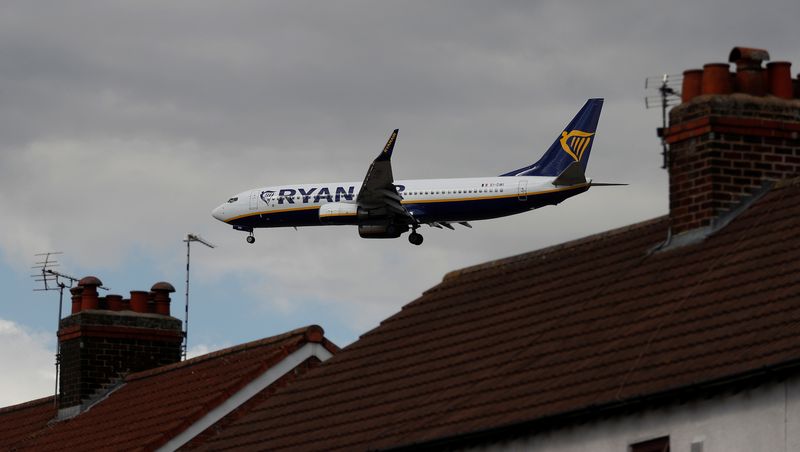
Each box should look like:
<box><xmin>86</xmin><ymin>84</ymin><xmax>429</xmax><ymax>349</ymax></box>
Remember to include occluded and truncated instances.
<box><xmin>665</xmin><ymin>94</ymin><xmax>800</xmax><ymax>234</ymax></box>
<box><xmin>58</xmin><ymin>310</ymin><xmax>182</xmax><ymax>409</ymax></box>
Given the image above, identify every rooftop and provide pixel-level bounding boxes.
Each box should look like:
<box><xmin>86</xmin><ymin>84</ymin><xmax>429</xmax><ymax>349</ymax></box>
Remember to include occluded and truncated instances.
<box><xmin>197</xmin><ymin>178</ymin><xmax>800</xmax><ymax>450</ymax></box>
<box><xmin>1</xmin><ymin>326</ymin><xmax>338</xmax><ymax>451</ymax></box>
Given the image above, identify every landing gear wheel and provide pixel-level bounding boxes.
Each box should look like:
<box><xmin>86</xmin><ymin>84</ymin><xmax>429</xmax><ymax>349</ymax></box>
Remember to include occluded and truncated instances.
<box><xmin>409</xmin><ymin>232</ymin><xmax>423</xmax><ymax>246</ymax></box>
<box><xmin>246</xmin><ymin>235</ymin><xmax>255</xmax><ymax>244</ymax></box>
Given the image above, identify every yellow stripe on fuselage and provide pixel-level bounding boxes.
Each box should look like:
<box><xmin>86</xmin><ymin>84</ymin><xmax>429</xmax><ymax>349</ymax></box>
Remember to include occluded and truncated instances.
<box><xmin>319</xmin><ymin>212</ymin><xmax>358</xmax><ymax>218</ymax></box>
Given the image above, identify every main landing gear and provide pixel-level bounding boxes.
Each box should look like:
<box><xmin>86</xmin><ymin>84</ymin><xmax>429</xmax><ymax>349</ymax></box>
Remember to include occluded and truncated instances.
<box><xmin>408</xmin><ymin>227</ymin><xmax>423</xmax><ymax>246</ymax></box>
<box><xmin>246</xmin><ymin>233</ymin><xmax>255</xmax><ymax>244</ymax></box>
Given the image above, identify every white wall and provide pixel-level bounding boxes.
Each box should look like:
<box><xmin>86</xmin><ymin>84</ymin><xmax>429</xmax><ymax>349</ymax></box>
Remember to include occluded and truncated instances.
<box><xmin>463</xmin><ymin>376</ymin><xmax>800</xmax><ymax>452</ymax></box>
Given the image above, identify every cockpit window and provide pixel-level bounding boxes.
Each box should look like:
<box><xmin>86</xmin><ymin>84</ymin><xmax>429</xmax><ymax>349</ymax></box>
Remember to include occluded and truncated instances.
<box><xmin>227</xmin><ymin>197</ymin><xmax>238</xmax><ymax>203</ymax></box>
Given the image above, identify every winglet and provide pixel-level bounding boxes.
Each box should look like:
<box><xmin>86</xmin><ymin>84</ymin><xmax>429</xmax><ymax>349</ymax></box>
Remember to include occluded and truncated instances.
<box><xmin>376</xmin><ymin>129</ymin><xmax>399</xmax><ymax>161</ymax></box>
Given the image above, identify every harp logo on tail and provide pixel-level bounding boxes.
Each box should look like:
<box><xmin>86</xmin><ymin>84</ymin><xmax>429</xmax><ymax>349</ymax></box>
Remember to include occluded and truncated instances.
<box><xmin>559</xmin><ymin>130</ymin><xmax>594</xmax><ymax>162</ymax></box>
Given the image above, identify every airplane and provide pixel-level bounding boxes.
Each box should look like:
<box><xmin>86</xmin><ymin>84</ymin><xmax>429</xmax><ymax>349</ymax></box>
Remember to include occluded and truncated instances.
<box><xmin>212</xmin><ymin>98</ymin><xmax>615</xmax><ymax>246</ymax></box>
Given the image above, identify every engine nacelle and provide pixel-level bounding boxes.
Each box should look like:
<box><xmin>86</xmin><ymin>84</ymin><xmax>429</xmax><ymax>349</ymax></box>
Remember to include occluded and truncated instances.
<box><xmin>358</xmin><ymin>224</ymin><xmax>409</xmax><ymax>239</ymax></box>
<box><xmin>319</xmin><ymin>202</ymin><xmax>359</xmax><ymax>224</ymax></box>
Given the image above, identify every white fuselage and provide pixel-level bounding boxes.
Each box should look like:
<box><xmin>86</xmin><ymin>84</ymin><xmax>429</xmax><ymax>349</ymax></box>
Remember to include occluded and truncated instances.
<box><xmin>212</xmin><ymin>176</ymin><xmax>588</xmax><ymax>228</ymax></box>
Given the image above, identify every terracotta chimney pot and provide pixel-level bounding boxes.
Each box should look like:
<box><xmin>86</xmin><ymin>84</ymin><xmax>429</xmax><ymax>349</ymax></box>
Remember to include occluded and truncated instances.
<box><xmin>78</xmin><ymin>276</ymin><xmax>103</xmax><ymax>311</ymax></box>
<box><xmin>70</xmin><ymin>287</ymin><xmax>83</xmax><ymax>314</ymax></box>
<box><xmin>681</xmin><ymin>69</ymin><xmax>703</xmax><ymax>103</ymax></box>
<box><xmin>735</xmin><ymin>62</ymin><xmax>766</xmax><ymax>96</ymax></box>
<box><xmin>130</xmin><ymin>291</ymin><xmax>149</xmax><ymax>313</ymax></box>
<box><xmin>767</xmin><ymin>61</ymin><xmax>792</xmax><ymax>99</ymax></box>
<box><xmin>702</xmin><ymin>63</ymin><xmax>732</xmax><ymax>95</ymax></box>
<box><xmin>150</xmin><ymin>282</ymin><xmax>176</xmax><ymax>316</ymax></box>
<box><xmin>106</xmin><ymin>294</ymin><xmax>124</xmax><ymax>311</ymax></box>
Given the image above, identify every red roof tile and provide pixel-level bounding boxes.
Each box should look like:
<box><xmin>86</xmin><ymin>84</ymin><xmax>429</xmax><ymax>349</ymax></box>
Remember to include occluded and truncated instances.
<box><xmin>4</xmin><ymin>325</ymin><xmax>336</xmax><ymax>451</ymax></box>
<box><xmin>0</xmin><ymin>396</ymin><xmax>55</xmax><ymax>450</ymax></box>
<box><xmin>200</xmin><ymin>179</ymin><xmax>800</xmax><ymax>451</ymax></box>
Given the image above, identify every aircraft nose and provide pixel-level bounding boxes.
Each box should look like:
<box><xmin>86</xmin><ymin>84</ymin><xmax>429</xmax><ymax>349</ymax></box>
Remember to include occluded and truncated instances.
<box><xmin>212</xmin><ymin>204</ymin><xmax>226</xmax><ymax>221</ymax></box>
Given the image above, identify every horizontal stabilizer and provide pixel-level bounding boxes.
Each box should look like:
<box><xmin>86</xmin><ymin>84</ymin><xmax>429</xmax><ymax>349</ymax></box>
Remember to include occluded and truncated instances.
<box><xmin>590</xmin><ymin>182</ymin><xmax>629</xmax><ymax>186</ymax></box>
<box><xmin>552</xmin><ymin>161</ymin><xmax>587</xmax><ymax>186</ymax></box>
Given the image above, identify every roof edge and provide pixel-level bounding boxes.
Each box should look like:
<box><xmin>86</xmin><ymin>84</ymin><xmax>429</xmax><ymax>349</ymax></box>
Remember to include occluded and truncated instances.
<box><xmin>127</xmin><ymin>325</ymin><xmax>328</xmax><ymax>382</ymax></box>
<box><xmin>441</xmin><ymin>215</ymin><xmax>668</xmax><ymax>283</ymax></box>
<box><xmin>0</xmin><ymin>395</ymin><xmax>54</xmax><ymax>415</ymax></box>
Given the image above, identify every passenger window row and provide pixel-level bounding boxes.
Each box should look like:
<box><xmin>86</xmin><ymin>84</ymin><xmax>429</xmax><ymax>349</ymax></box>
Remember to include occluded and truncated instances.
<box><xmin>404</xmin><ymin>188</ymin><xmax>503</xmax><ymax>196</ymax></box>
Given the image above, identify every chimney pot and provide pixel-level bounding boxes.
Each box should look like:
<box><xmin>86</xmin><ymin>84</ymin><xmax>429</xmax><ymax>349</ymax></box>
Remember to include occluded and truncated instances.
<box><xmin>701</xmin><ymin>63</ymin><xmax>732</xmax><ymax>95</ymax></box>
<box><xmin>766</xmin><ymin>62</ymin><xmax>793</xmax><ymax>99</ymax></box>
<box><xmin>130</xmin><ymin>291</ymin><xmax>149</xmax><ymax>313</ymax></box>
<box><xmin>106</xmin><ymin>294</ymin><xmax>124</xmax><ymax>311</ymax></box>
<box><xmin>79</xmin><ymin>276</ymin><xmax>102</xmax><ymax>311</ymax></box>
<box><xmin>794</xmin><ymin>74</ymin><xmax>800</xmax><ymax>99</ymax></box>
<box><xmin>150</xmin><ymin>282</ymin><xmax>175</xmax><ymax>316</ymax></box>
<box><xmin>681</xmin><ymin>69</ymin><xmax>703</xmax><ymax>103</ymax></box>
<box><xmin>734</xmin><ymin>62</ymin><xmax>766</xmax><ymax>96</ymax></box>
<box><xmin>70</xmin><ymin>287</ymin><xmax>83</xmax><ymax>314</ymax></box>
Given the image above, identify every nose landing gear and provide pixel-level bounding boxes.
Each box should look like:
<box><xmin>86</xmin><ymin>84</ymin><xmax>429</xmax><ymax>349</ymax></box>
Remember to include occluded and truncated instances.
<box><xmin>233</xmin><ymin>225</ymin><xmax>256</xmax><ymax>244</ymax></box>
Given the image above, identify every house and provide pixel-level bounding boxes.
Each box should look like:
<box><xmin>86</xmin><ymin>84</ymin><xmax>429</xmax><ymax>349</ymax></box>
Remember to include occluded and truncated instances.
<box><xmin>0</xmin><ymin>280</ymin><xmax>338</xmax><ymax>451</ymax></box>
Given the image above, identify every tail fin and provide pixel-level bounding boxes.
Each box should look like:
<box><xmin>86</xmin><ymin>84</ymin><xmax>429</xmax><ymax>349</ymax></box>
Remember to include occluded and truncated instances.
<box><xmin>500</xmin><ymin>98</ymin><xmax>603</xmax><ymax>177</ymax></box>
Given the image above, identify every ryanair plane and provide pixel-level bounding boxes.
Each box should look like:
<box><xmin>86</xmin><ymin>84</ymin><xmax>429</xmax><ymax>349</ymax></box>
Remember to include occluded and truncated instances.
<box><xmin>212</xmin><ymin>99</ymin><xmax>613</xmax><ymax>246</ymax></box>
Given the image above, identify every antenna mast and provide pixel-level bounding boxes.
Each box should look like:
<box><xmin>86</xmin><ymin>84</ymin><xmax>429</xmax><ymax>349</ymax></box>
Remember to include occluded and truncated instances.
<box><xmin>31</xmin><ymin>253</ymin><xmax>109</xmax><ymax>408</ymax></box>
<box><xmin>183</xmin><ymin>234</ymin><xmax>215</xmax><ymax>360</ymax></box>
<box><xmin>645</xmin><ymin>73</ymin><xmax>682</xmax><ymax>169</ymax></box>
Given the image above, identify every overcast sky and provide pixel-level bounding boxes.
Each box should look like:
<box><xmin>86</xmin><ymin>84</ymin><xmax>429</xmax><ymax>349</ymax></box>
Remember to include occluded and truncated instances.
<box><xmin>1</xmin><ymin>0</ymin><xmax>798</xmax><ymax>406</ymax></box>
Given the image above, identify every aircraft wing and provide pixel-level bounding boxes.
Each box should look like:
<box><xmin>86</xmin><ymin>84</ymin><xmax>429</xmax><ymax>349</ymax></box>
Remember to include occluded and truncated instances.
<box><xmin>356</xmin><ymin>129</ymin><xmax>414</xmax><ymax>221</ymax></box>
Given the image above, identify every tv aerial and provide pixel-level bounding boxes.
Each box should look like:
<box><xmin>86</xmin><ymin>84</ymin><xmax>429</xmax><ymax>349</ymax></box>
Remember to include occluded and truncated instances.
<box><xmin>645</xmin><ymin>73</ymin><xmax>682</xmax><ymax>169</ymax></box>
<box><xmin>183</xmin><ymin>233</ymin><xmax>216</xmax><ymax>360</ymax></box>
<box><xmin>31</xmin><ymin>252</ymin><xmax>109</xmax><ymax>407</ymax></box>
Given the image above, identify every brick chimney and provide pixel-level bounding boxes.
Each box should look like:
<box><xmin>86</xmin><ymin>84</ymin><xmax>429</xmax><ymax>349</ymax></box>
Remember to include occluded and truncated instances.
<box><xmin>663</xmin><ymin>47</ymin><xmax>800</xmax><ymax>238</ymax></box>
<box><xmin>57</xmin><ymin>277</ymin><xmax>182</xmax><ymax>419</ymax></box>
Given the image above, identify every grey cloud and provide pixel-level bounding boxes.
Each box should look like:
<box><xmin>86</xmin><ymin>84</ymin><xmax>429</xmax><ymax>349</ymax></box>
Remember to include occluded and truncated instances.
<box><xmin>0</xmin><ymin>0</ymin><xmax>798</xmax><ymax>352</ymax></box>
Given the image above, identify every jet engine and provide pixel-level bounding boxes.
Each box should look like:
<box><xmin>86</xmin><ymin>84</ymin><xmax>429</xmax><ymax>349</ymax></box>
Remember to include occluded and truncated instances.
<box><xmin>358</xmin><ymin>224</ymin><xmax>409</xmax><ymax>239</ymax></box>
